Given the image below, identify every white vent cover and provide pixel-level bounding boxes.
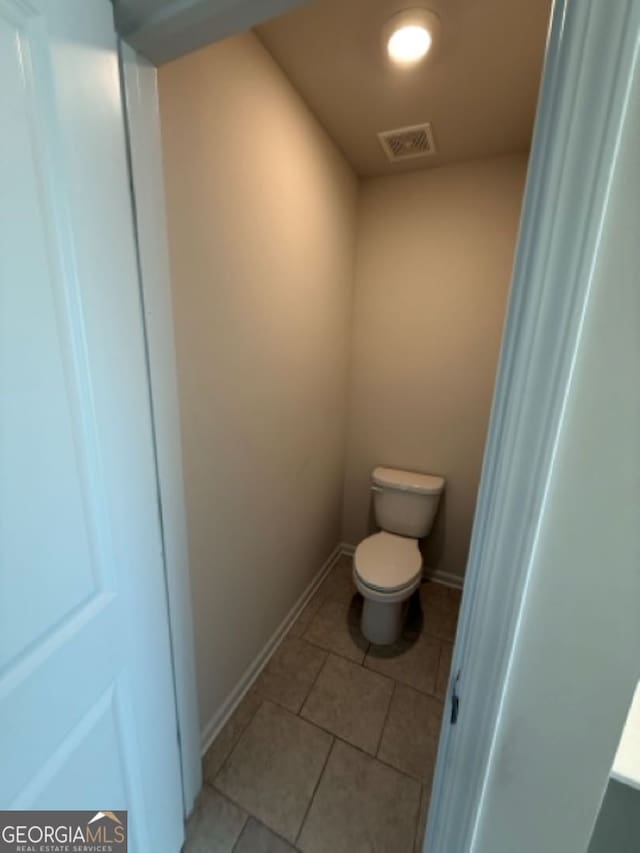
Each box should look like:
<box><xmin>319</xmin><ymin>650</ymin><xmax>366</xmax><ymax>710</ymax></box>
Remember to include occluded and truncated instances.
<box><xmin>378</xmin><ymin>122</ymin><xmax>436</xmax><ymax>163</ymax></box>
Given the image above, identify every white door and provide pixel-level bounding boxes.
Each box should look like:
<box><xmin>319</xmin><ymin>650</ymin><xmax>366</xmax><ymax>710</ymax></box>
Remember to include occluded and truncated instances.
<box><xmin>0</xmin><ymin>1</ymin><xmax>185</xmax><ymax>850</ymax></box>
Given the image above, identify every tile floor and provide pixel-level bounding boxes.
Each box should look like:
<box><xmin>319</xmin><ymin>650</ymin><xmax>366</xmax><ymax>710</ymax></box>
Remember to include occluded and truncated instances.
<box><xmin>187</xmin><ymin>554</ymin><xmax>461</xmax><ymax>853</ymax></box>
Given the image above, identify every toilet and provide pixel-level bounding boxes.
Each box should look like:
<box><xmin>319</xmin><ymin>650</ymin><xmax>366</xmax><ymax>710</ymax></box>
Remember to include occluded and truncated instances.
<box><xmin>353</xmin><ymin>466</ymin><xmax>445</xmax><ymax>645</ymax></box>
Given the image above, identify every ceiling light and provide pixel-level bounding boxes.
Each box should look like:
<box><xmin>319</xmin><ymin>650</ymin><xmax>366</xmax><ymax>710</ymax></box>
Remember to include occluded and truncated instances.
<box><xmin>388</xmin><ymin>24</ymin><xmax>431</xmax><ymax>63</ymax></box>
<box><xmin>383</xmin><ymin>9</ymin><xmax>439</xmax><ymax>67</ymax></box>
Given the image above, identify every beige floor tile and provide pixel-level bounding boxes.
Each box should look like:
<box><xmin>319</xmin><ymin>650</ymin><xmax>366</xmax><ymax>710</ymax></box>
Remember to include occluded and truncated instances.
<box><xmin>304</xmin><ymin>597</ymin><xmax>368</xmax><ymax>663</ymax></box>
<box><xmin>203</xmin><ymin>690</ymin><xmax>262</xmax><ymax>784</ymax></box>
<box><xmin>335</xmin><ymin>552</ymin><xmax>354</xmax><ymax>570</ymax></box>
<box><xmin>317</xmin><ymin>555</ymin><xmax>355</xmax><ymax>603</ymax></box>
<box><xmin>298</xmin><ymin>739</ymin><xmax>420</xmax><ymax>853</ymax></box>
<box><xmin>289</xmin><ymin>590</ymin><xmax>326</xmax><ymax>639</ymax></box>
<box><xmin>405</xmin><ymin>582</ymin><xmax>462</xmax><ymax>638</ymax></box>
<box><xmin>447</xmin><ymin>585</ymin><xmax>463</xmax><ymax>608</ymax></box>
<box><xmin>301</xmin><ymin>654</ymin><xmax>393</xmax><ymax>755</ymax></box>
<box><xmin>423</xmin><ymin>601</ymin><xmax>458</xmax><ymax>642</ymax></box>
<box><xmin>215</xmin><ymin>700</ymin><xmax>332</xmax><ymax>843</ymax></box>
<box><xmin>365</xmin><ymin>633</ymin><xmax>440</xmax><ymax>695</ymax></box>
<box><xmin>404</xmin><ymin>591</ymin><xmax>426</xmax><ymax>637</ymax></box>
<box><xmin>234</xmin><ymin>817</ymin><xmax>297</xmax><ymax>853</ymax></box>
<box><xmin>377</xmin><ymin>683</ymin><xmax>443</xmax><ymax>782</ymax></box>
<box><xmin>435</xmin><ymin>642</ymin><xmax>453</xmax><ymax>700</ymax></box>
<box><xmin>254</xmin><ymin>636</ymin><xmax>327</xmax><ymax>713</ymax></box>
<box><xmin>420</xmin><ymin>581</ymin><xmax>453</xmax><ymax>608</ymax></box>
<box><xmin>184</xmin><ymin>787</ymin><xmax>247</xmax><ymax>853</ymax></box>
<box><xmin>414</xmin><ymin>784</ymin><xmax>432</xmax><ymax>853</ymax></box>
<box><xmin>290</xmin><ymin>556</ymin><xmax>356</xmax><ymax>639</ymax></box>
<box><xmin>420</xmin><ymin>584</ymin><xmax>460</xmax><ymax>642</ymax></box>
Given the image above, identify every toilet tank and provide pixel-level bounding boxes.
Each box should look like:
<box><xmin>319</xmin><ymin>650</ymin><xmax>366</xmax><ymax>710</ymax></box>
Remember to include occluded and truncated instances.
<box><xmin>372</xmin><ymin>466</ymin><xmax>445</xmax><ymax>538</ymax></box>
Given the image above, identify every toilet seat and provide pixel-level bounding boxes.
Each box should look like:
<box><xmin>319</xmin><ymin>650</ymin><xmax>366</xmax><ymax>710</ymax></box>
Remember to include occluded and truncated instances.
<box><xmin>354</xmin><ymin>532</ymin><xmax>422</xmax><ymax>593</ymax></box>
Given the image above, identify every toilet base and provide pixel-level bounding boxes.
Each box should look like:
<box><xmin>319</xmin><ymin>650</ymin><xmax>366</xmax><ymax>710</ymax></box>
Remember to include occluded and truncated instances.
<box><xmin>361</xmin><ymin>597</ymin><xmax>404</xmax><ymax>645</ymax></box>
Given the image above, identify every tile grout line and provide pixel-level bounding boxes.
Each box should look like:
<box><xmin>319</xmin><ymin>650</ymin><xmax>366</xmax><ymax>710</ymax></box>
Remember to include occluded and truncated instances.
<box><xmin>213</xmin><ymin>783</ymin><xmax>298</xmax><ymax>852</ymax></box>
<box><xmin>365</xmin><ymin>668</ymin><xmax>445</xmax><ymax>704</ymax></box>
<box><xmin>291</xmin><ymin>557</ymin><xmax>348</xmax><ymax>639</ymax></box>
<box><xmin>434</xmin><ymin>640</ymin><xmax>445</xmax><ymax>700</ymax></box>
<box><xmin>294</xmin><ymin>736</ymin><xmax>337</xmax><ymax>848</ymax></box>
<box><xmin>297</xmin><ymin>647</ymin><xmax>330</xmax><ymax>719</ymax></box>
<box><xmin>412</xmin><ymin>782</ymin><xmax>426</xmax><ymax>853</ymax></box>
<box><xmin>246</xmin><ymin>701</ymin><xmax>385</xmax><ymax>841</ymax></box>
<box><xmin>214</xmin><ymin>698</ymin><xmax>372</xmax><ymax>778</ymax></box>
<box><xmin>208</xmin><ymin>697</ymin><xmax>265</xmax><ymax>789</ymax></box>
<box><xmin>374</xmin><ymin>678</ymin><xmax>396</xmax><ymax>758</ymax></box>
<box><xmin>252</xmin><ymin>632</ymin><xmax>328</xmax><ymax>717</ymax></box>
<box><xmin>300</xmin><ymin>628</ymin><xmax>368</xmax><ymax>668</ymax></box>
<box><xmin>299</xmin><ymin>650</ymin><xmax>396</xmax><ymax>744</ymax></box>
<box><xmin>290</xmin><ymin>709</ymin><xmax>425</xmax><ymax>787</ymax></box>
<box><xmin>298</xmin><ymin>619</ymin><xmax>447</xmax><ymax>702</ymax></box>
<box><xmin>229</xmin><ymin>812</ymin><xmax>250</xmax><ymax>853</ymax></box>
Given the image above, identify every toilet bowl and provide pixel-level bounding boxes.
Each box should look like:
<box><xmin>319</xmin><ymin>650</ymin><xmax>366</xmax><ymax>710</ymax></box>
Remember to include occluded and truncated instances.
<box><xmin>354</xmin><ymin>532</ymin><xmax>423</xmax><ymax>645</ymax></box>
<box><xmin>355</xmin><ymin>466</ymin><xmax>445</xmax><ymax>645</ymax></box>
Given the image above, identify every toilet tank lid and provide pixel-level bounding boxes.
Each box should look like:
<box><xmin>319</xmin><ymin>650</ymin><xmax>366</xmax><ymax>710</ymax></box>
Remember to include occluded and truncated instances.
<box><xmin>372</xmin><ymin>466</ymin><xmax>445</xmax><ymax>495</ymax></box>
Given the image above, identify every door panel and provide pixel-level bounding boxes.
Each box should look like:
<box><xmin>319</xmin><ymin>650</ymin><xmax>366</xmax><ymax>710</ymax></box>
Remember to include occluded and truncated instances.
<box><xmin>0</xmin><ymin>0</ymin><xmax>102</xmax><ymax>676</ymax></box>
<box><xmin>0</xmin><ymin>1</ymin><xmax>184</xmax><ymax>850</ymax></box>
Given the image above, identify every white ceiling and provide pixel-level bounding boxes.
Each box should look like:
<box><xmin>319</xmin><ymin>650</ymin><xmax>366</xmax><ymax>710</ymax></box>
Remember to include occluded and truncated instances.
<box><xmin>256</xmin><ymin>0</ymin><xmax>552</xmax><ymax>176</ymax></box>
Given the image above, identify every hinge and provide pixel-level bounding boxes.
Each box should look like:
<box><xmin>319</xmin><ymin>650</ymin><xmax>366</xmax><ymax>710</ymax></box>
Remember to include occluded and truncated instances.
<box><xmin>450</xmin><ymin>670</ymin><xmax>461</xmax><ymax>724</ymax></box>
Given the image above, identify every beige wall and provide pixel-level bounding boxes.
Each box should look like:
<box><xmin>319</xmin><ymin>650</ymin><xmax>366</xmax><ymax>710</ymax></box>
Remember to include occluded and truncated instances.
<box><xmin>342</xmin><ymin>155</ymin><xmax>527</xmax><ymax>580</ymax></box>
<box><xmin>158</xmin><ymin>32</ymin><xmax>358</xmax><ymax>733</ymax></box>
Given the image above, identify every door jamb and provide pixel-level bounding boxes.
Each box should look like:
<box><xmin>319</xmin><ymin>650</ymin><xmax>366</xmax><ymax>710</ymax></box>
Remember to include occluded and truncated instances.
<box><xmin>119</xmin><ymin>42</ymin><xmax>202</xmax><ymax>817</ymax></box>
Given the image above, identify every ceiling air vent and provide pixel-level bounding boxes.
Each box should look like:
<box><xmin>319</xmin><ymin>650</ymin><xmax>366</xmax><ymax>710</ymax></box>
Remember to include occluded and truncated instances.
<box><xmin>378</xmin><ymin>122</ymin><xmax>436</xmax><ymax>163</ymax></box>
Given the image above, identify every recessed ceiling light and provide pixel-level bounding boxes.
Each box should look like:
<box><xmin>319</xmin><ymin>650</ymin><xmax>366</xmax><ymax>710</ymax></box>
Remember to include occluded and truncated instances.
<box><xmin>383</xmin><ymin>9</ymin><xmax>439</xmax><ymax>67</ymax></box>
<box><xmin>388</xmin><ymin>24</ymin><xmax>431</xmax><ymax>63</ymax></box>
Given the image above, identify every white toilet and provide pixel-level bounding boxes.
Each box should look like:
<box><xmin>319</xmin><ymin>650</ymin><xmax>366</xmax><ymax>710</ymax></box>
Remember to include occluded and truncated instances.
<box><xmin>353</xmin><ymin>466</ymin><xmax>445</xmax><ymax>645</ymax></box>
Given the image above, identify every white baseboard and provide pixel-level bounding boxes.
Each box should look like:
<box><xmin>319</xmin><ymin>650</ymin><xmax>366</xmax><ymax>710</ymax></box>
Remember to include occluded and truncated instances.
<box><xmin>338</xmin><ymin>541</ymin><xmax>464</xmax><ymax>590</ymax></box>
<box><xmin>200</xmin><ymin>543</ymin><xmax>342</xmax><ymax>755</ymax></box>
<box><xmin>425</xmin><ymin>568</ymin><xmax>464</xmax><ymax>590</ymax></box>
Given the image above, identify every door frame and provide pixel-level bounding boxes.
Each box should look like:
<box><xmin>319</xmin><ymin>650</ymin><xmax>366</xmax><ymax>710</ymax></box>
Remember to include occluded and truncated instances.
<box><xmin>119</xmin><ymin>43</ymin><xmax>202</xmax><ymax>817</ymax></box>
<box><xmin>425</xmin><ymin>0</ymin><xmax>640</xmax><ymax>849</ymax></box>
